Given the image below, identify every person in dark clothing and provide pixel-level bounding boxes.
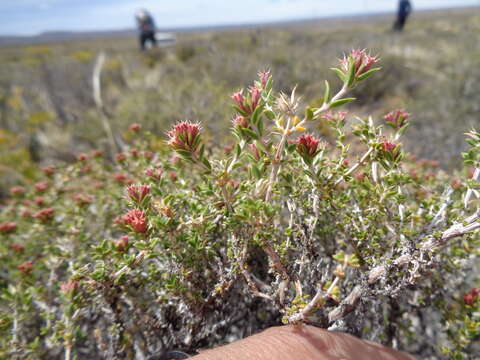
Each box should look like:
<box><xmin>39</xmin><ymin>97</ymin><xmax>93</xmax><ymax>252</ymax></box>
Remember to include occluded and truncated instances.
<box><xmin>393</xmin><ymin>0</ymin><xmax>412</xmax><ymax>32</ymax></box>
<box><xmin>136</xmin><ymin>9</ymin><xmax>157</xmax><ymax>51</ymax></box>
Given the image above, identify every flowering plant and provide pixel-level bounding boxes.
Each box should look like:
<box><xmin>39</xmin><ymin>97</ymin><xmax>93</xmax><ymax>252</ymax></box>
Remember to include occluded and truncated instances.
<box><xmin>0</xmin><ymin>50</ymin><xmax>478</xmax><ymax>359</ymax></box>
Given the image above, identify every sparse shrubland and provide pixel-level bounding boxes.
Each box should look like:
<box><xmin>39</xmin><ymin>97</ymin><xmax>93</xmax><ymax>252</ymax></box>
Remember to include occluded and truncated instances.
<box><xmin>0</xmin><ymin>44</ymin><xmax>479</xmax><ymax>359</ymax></box>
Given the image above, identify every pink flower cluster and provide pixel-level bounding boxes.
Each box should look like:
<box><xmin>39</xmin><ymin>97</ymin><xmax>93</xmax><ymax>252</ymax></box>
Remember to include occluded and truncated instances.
<box><xmin>384</xmin><ymin>109</ymin><xmax>410</xmax><ymax>128</ymax></box>
<box><xmin>145</xmin><ymin>168</ymin><xmax>163</xmax><ymax>180</ymax></box>
<box><xmin>33</xmin><ymin>207</ymin><xmax>55</xmax><ymax>223</ymax></box>
<box><xmin>0</xmin><ymin>222</ymin><xmax>17</xmax><ymax>234</ymax></box>
<box><xmin>231</xmin><ymin>86</ymin><xmax>261</xmax><ymax>115</ymax></box>
<box><xmin>123</xmin><ymin>209</ymin><xmax>148</xmax><ymax>233</ymax></box>
<box><xmin>340</xmin><ymin>49</ymin><xmax>378</xmax><ymax>78</ymax></box>
<box><xmin>166</xmin><ymin>121</ymin><xmax>201</xmax><ymax>153</ymax></box>
<box><xmin>296</xmin><ymin>134</ymin><xmax>321</xmax><ymax>159</ymax></box>
<box><xmin>126</xmin><ymin>184</ymin><xmax>150</xmax><ymax>204</ymax></box>
<box><xmin>382</xmin><ymin>141</ymin><xmax>398</xmax><ymax>153</ymax></box>
<box><xmin>129</xmin><ymin>123</ymin><xmax>142</xmax><ymax>132</ymax></box>
<box><xmin>60</xmin><ymin>281</ymin><xmax>79</xmax><ymax>295</ymax></box>
<box><xmin>464</xmin><ymin>288</ymin><xmax>479</xmax><ymax>306</ymax></box>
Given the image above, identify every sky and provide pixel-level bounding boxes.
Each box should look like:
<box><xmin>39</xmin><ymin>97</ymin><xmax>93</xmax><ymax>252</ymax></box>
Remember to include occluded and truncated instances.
<box><xmin>0</xmin><ymin>0</ymin><xmax>479</xmax><ymax>36</ymax></box>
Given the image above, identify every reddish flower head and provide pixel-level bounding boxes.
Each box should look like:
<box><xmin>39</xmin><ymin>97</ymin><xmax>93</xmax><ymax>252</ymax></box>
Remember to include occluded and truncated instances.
<box><xmin>10</xmin><ymin>243</ymin><xmax>25</xmax><ymax>253</ymax></box>
<box><xmin>250</xmin><ymin>87</ymin><xmax>261</xmax><ymax>112</ymax></box>
<box><xmin>34</xmin><ymin>197</ymin><xmax>45</xmax><ymax>206</ymax></box>
<box><xmin>166</xmin><ymin>121</ymin><xmax>202</xmax><ymax>153</ymax></box>
<box><xmin>91</xmin><ymin>149</ymin><xmax>104</xmax><ymax>158</ymax></box>
<box><xmin>116</xmin><ymin>153</ymin><xmax>127</xmax><ymax>162</ymax></box>
<box><xmin>382</xmin><ymin>141</ymin><xmax>398</xmax><ymax>153</ymax></box>
<box><xmin>0</xmin><ymin>222</ymin><xmax>17</xmax><ymax>234</ymax></box>
<box><xmin>33</xmin><ymin>207</ymin><xmax>55</xmax><ymax>223</ymax></box>
<box><xmin>296</xmin><ymin>134</ymin><xmax>321</xmax><ymax>161</ymax></box>
<box><xmin>258</xmin><ymin>70</ymin><xmax>271</xmax><ymax>89</ymax></box>
<box><xmin>126</xmin><ymin>184</ymin><xmax>150</xmax><ymax>204</ymax></box>
<box><xmin>231</xmin><ymin>90</ymin><xmax>247</xmax><ymax>113</ymax></box>
<box><xmin>143</xmin><ymin>151</ymin><xmax>154</xmax><ymax>161</ymax></box>
<box><xmin>129</xmin><ymin>123</ymin><xmax>142</xmax><ymax>132</ymax></box>
<box><xmin>145</xmin><ymin>168</ymin><xmax>163</xmax><ymax>180</ymax></box>
<box><xmin>34</xmin><ymin>181</ymin><xmax>49</xmax><ymax>193</ymax></box>
<box><xmin>74</xmin><ymin>194</ymin><xmax>94</xmax><ymax>207</ymax></box>
<box><xmin>384</xmin><ymin>109</ymin><xmax>410</xmax><ymax>128</ymax></box>
<box><xmin>124</xmin><ymin>209</ymin><xmax>148</xmax><ymax>233</ymax></box>
<box><xmin>77</xmin><ymin>153</ymin><xmax>88</xmax><ymax>162</ymax></box>
<box><xmin>10</xmin><ymin>186</ymin><xmax>26</xmax><ymax>196</ymax></box>
<box><xmin>464</xmin><ymin>294</ymin><xmax>475</xmax><ymax>306</ymax></box>
<box><xmin>341</xmin><ymin>49</ymin><xmax>379</xmax><ymax>78</ymax></box>
<box><xmin>464</xmin><ymin>288</ymin><xmax>479</xmax><ymax>306</ymax></box>
<box><xmin>114</xmin><ymin>235</ymin><xmax>129</xmax><ymax>252</ymax></box>
<box><xmin>18</xmin><ymin>261</ymin><xmax>33</xmax><ymax>275</ymax></box>
<box><xmin>233</xmin><ymin>115</ymin><xmax>249</xmax><ymax>129</ymax></box>
<box><xmin>322</xmin><ymin>111</ymin><xmax>347</xmax><ymax>123</ymax></box>
<box><xmin>114</xmin><ymin>173</ymin><xmax>132</xmax><ymax>185</ymax></box>
<box><xmin>60</xmin><ymin>281</ymin><xmax>79</xmax><ymax>295</ymax></box>
<box><xmin>42</xmin><ymin>165</ymin><xmax>56</xmax><ymax>177</ymax></box>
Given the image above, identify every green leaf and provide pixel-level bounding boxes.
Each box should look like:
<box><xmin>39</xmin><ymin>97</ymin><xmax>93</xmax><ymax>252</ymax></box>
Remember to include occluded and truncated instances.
<box><xmin>240</xmin><ymin>126</ymin><xmax>259</xmax><ymax>140</ymax></box>
<box><xmin>330</xmin><ymin>67</ymin><xmax>345</xmax><ymax>82</ymax></box>
<box><xmin>347</xmin><ymin>60</ymin><xmax>356</xmax><ymax>87</ymax></box>
<box><xmin>329</xmin><ymin>97</ymin><xmax>356</xmax><ymax>109</ymax></box>
<box><xmin>201</xmin><ymin>156</ymin><xmax>211</xmax><ymax>170</ymax></box>
<box><xmin>357</xmin><ymin>67</ymin><xmax>382</xmax><ymax>82</ymax></box>
<box><xmin>323</xmin><ymin>80</ymin><xmax>331</xmax><ymax>104</ymax></box>
<box><xmin>254</xmin><ymin>140</ymin><xmax>267</xmax><ymax>153</ymax></box>
<box><xmin>264</xmin><ymin>109</ymin><xmax>276</xmax><ymax>121</ymax></box>
<box><xmin>251</xmin><ymin>164</ymin><xmax>261</xmax><ymax>179</ymax></box>
<box><xmin>305</xmin><ymin>107</ymin><xmax>314</xmax><ymax>121</ymax></box>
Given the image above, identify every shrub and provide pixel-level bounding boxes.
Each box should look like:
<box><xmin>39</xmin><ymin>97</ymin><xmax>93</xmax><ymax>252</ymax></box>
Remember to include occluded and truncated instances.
<box><xmin>0</xmin><ymin>50</ymin><xmax>478</xmax><ymax>359</ymax></box>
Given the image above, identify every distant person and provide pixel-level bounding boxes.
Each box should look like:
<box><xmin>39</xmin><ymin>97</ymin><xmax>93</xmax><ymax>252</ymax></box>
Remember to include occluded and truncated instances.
<box><xmin>135</xmin><ymin>9</ymin><xmax>157</xmax><ymax>51</ymax></box>
<box><xmin>393</xmin><ymin>0</ymin><xmax>412</xmax><ymax>32</ymax></box>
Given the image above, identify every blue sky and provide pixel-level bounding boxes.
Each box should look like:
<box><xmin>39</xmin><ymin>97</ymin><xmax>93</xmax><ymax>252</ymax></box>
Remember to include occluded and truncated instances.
<box><xmin>0</xmin><ymin>0</ymin><xmax>479</xmax><ymax>35</ymax></box>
